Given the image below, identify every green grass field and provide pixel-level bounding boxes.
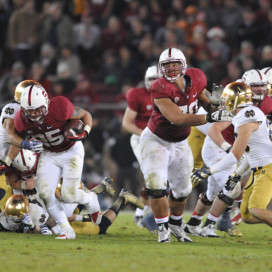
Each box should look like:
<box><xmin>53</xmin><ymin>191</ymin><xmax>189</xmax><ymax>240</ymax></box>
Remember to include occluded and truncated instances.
<box><xmin>0</xmin><ymin>211</ymin><xmax>272</xmax><ymax>272</ymax></box>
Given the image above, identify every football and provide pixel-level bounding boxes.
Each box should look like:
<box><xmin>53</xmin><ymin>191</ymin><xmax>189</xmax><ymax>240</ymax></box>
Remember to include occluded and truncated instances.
<box><xmin>63</xmin><ymin>119</ymin><xmax>84</xmax><ymax>138</ymax></box>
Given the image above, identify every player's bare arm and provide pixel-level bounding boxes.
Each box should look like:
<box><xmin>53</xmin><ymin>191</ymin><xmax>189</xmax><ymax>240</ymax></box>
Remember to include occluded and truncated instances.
<box><xmin>122</xmin><ymin>107</ymin><xmax>143</xmax><ymax>136</ymax></box>
<box><xmin>154</xmin><ymin>98</ymin><xmax>207</xmax><ymax>126</ymax></box>
<box><xmin>3</xmin><ymin>118</ymin><xmax>24</xmax><ymax>150</ymax></box>
<box><xmin>70</xmin><ymin>106</ymin><xmax>92</xmax><ymax>127</ymax></box>
<box><xmin>231</xmin><ymin>122</ymin><xmax>259</xmax><ymax>160</ymax></box>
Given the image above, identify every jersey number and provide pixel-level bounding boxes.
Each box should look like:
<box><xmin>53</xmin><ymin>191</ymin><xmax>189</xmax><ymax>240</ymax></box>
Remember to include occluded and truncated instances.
<box><xmin>178</xmin><ymin>100</ymin><xmax>198</xmax><ymax>114</ymax></box>
<box><xmin>32</xmin><ymin>129</ymin><xmax>65</xmax><ymax>147</ymax></box>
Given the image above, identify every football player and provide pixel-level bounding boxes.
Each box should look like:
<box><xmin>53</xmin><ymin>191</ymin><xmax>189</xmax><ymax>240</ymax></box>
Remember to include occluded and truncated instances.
<box><xmin>122</xmin><ymin>65</ymin><xmax>160</xmax><ymax>227</ymax></box>
<box><xmin>0</xmin><ymin>194</ymin><xmax>50</xmax><ymax>234</ymax></box>
<box><xmin>191</xmin><ymin>81</ymin><xmax>272</xmax><ymax>234</ymax></box>
<box><xmin>138</xmin><ymin>47</ymin><xmax>232</xmax><ymax>243</ymax></box>
<box><xmin>12</xmin><ymin>82</ymin><xmax>94</xmax><ymax>239</ymax></box>
<box><xmin>187</xmin><ymin>69</ymin><xmax>272</xmax><ymax>237</ymax></box>
<box><xmin>0</xmin><ymin>80</ymin><xmax>43</xmax><ymax>211</ymax></box>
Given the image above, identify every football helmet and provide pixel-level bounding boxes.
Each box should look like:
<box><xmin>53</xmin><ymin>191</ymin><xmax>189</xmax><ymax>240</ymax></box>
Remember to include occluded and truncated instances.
<box><xmin>5</xmin><ymin>194</ymin><xmax>30</xmax><ymax>219</ymax></box>
<box><xmin>144</xmin><ymin>65</ymin><xmax>160</xmax><ymax>90</ymax></box>
<box><xmin>159</xmin><ymin>48</ymin><xmax>187</xmax><ymax>83</ymax></box>
<box><xmin>12</xmin><ymin>149</ymin><xmax>39</xmax><ymax>178</ymax></box>
<box><xmin>14</xmin><ymin>80</ymin><xmax>42</xmax><ymax>103</ymax></box>
<box><xmin>261</xmin><ymin>67</ymin><xmax>272</xmax><ymax>96</ymax></box>
<box><xmin>221</xmin><ymin>82</ymin><xmax>253</xmax><ymax>111</ymax></box>
<box><xmin>242</xmin><ymin>69</ymin><xmax>268</xmax><ymax>101</ymax></box>
<box><xmin>20</xmin><ymin>84</ymin><xmax>49</xmax><ymax>122</ymax></box>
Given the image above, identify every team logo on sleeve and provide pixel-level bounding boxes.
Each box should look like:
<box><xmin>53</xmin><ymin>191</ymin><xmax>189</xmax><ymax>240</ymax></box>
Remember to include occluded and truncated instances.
<box><xmin>4</xmin><ymin>107</ymin><xmax>14</xmax><ymax>115</ymax></box>
<box><xmin>245</xmin><ymin>110</ymin><xmax>255</xmax><ymax>118</ymax></box>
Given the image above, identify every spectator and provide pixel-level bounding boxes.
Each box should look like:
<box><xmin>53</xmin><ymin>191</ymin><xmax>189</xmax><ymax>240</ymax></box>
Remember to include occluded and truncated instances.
<box><xmin>41</xmin><ymin>2</ymin><xmax>75</xmax><ymax>51</ymax></box>
<box><xmin>220</xmin><ymin>61</ymin><xmax>242</xmax><ymax>86</ymax></box>
<box><xmin>39</xmin><ymin>42</ymin><xmax>57</xmax><ymax>79</ymax></box>
<box><xmin>7</xmin><ymin>0</ymin><xmax>42</xmax><ymax>68</ymax></box>
<box><xmin>101</xmin><ymin>16</ymin><xmax>126</xmax><ymax>51</ymax></box>
<box><xmin>260</xmin><ymin>45</ymin><xmax>272</xmax><ymax>68</ymax></box>
<box><xmin>73</xmin><ymin>12</ymin><xmax>101</xmax><ymax>70</ymax></box>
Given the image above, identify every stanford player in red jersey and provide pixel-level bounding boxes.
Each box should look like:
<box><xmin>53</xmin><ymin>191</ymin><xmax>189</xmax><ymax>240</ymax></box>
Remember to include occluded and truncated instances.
<box><xmin>138</xmin><ymin>47</ymin><xmax>232</xmax><ymax>243</ymax></box>
<box><xmin>122</xmin><ymin>65</ymin><xmax>160</xmax><ymax>227</ymax></box>
<box><xmin>12</xmin><ymin>82</ymin><xmax>98</xmax><ymax>240</ymax></box>
<box><xmin>186</xmin><ymin>69</ymin><xmax>272</xmax><ymax>237</ymax></box>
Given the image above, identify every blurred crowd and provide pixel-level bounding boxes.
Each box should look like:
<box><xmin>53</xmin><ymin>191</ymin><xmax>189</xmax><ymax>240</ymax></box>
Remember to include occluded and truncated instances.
<box><xmin>0</xmin><ymin>0</ymin><xmax>271</xmax><ymax>201</ymax></box>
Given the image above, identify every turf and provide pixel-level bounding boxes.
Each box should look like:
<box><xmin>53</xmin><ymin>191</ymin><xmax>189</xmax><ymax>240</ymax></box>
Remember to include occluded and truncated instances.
<box><xmin>0</xmin><ymin>212</ymin><xmax>272</xmax><ymax>272</ymax></box>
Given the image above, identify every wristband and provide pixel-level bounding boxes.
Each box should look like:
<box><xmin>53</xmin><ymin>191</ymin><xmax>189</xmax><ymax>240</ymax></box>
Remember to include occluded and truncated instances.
<box><xmin>75</xmin><ymin>214</ymin><xmax>83</xmax><ymax>222</ymax></box>
<box><xmin>220</xmin><ymin>142</ymin><xmax>232</xmax><ymax>152</ymax></box>
<box><xmin>4</xmin><ymin>156</ymin><xmax>12</xmax><ymax>167</ymax></box>
<box><xmin>84</xmin><ymin>125</ymin><xmax>91</xmax><ymax>134</ymax></box>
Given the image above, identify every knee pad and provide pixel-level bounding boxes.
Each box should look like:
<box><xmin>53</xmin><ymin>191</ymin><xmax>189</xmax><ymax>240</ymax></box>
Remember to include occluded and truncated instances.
<box><xmin>218</xmin><ymin>192</ymin><xmax>234</xmax><ymax>205</ymax></box>
<box><xmin>199</xmin><ymin>192</ymin><xmax>213</xmax><ymax>206</ymax></box>
<box><xmin>169</xmin><ymin>189</ymin><xmax>187</xmax><ymax>202</ymax></box>
<box><xmin>146</xmin><ymin>188</ymin><xmax>167</xmax><ymax>199</ymax></box>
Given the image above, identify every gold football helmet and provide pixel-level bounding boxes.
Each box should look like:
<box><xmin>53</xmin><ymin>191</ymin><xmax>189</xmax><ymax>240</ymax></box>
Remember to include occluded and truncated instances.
<box><xmin>14</xmin><ymin>80</ymin><xmax>42</xmax><ymax>103</ymax></box>
<box><xmin>5</xmin><ymin>194</ymin><xmax>30</xmax><ymax>218</ymax></box>
<box><xmin>221</xmin><ymin>82</ymin><xmax>253</xmax><ymax>111</ymax></box>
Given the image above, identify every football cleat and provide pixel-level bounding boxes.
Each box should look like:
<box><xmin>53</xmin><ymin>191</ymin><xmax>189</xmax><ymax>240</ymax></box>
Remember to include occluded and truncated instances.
<box><xmin>101</xmin><ymin>177</ymin><xmax>115</xmax><ymax>197</ymax></box>
<box><xmin>169</xmin><ymin>223</ymin><xmax>193</xmax><ymax>242</ymax></box>
<box><xmin>231</xmin><ymin>209</ymin><xmax>242</xmax><ymax>225</ymax></box>
<box><xmin>158</xmin><ymin>225</ymin><xmax>171</xmax><ymax>243</ymax></box>
<box><xmin>55</xmin><ymin>227</ymin><xmax>76</xmax><ymax>240</ymax></box>
<box><xmin>133</xmin><ymin>215</ymin><xmax>144</xmax><ymax>227</ymax></box>
<box><xmin>201</xmin><ymin>224</ymin><xmax>219</xmax><ymax>238</ymax></box>
<box><xmin>227</xmin><ymin>226</ymin><xmax>242</xmax><ymax>237</ymax></box>
<box><xmin>119</xmin><ymin>189</ymin><xmax>144</xmax><ymax>209</ymax></box>
<box><xmin>184</xmin><ymin>223</ymin><xmax>204</xmax><ymax>237</ymax></box>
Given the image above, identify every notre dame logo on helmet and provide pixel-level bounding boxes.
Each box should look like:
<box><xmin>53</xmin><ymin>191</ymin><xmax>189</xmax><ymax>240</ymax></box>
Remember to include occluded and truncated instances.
<box><xmin>4</xmin><ymin>107</ymin><xmax>14</xmax><ymax>115</ymax></box>
<box><xmin>245</xmin><ymin>110</ymin><xmax>255</xmax><ymax>118</ymax></box>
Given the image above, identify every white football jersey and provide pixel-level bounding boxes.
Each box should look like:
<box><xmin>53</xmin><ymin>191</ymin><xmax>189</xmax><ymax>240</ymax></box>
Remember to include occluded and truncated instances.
<box><xmin>0</xmin><ymin>102</ymin><xmax>20</xmax><ymax>161</ymax></box>
<box><xmin>232</xmin><ymin>106</ymin><xmax>272</xmax><ymax>168</ymax></box>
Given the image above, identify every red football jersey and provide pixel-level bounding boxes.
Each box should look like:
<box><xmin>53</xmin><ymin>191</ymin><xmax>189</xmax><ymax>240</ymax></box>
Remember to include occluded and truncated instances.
<box><xmin>126</xmin><ymin>87</ymin><xmax>152</xmax><ymax>130</ymax></box>
<box><xmin>148</xmin><ymin>68</ymin><xmax>207</xmax><ymax>142</ymax></box>
<box><xmin>221</xmin><ymin>95</ymin><xmax>272</xmax><ymax>145</ymax></box>
<box><xmin>14</xmin><ymin>96</ymin><xmax>75</xmax><ymax>152</ymax></box>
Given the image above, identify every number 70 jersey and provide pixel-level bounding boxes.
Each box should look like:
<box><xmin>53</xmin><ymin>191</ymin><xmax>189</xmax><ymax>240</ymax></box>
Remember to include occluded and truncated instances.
<box><xmin>14</xmin><ymin>96</ymin><xmax>75</xmax><ymax>153</ymax></box>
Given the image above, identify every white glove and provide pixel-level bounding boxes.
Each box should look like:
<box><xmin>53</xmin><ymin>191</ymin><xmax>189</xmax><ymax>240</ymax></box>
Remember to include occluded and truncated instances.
<box><xmin>206</xmin><ymin>83</ymin><xmax>224</xmax><ymax>108</ymax></box>
<box><xmin>40</xmin><ymin>225</ymin><xmax>52</xmax><ymax>235</ymax></box>
<box><xmin>21</xmin><ymin>214</ymin><xmax>35</xmax><ymax>229</ymax></box>
<box><xmin>206</xmin><ymin>109</ymin><xmax>233</xmax><ymax>123</ymax></box>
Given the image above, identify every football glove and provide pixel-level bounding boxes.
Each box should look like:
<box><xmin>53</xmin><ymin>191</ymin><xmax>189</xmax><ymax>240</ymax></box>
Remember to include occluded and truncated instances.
<box><xmin>21</xmin><ymin>139</ymin><xmax>43</xmax><ymax>153</ymax></box>
<box><xmin>40</xmin><ymin>225</ymin><xmax>52</xmax><ymax>235</ymax></box>
<box><xmin>66</xmin><ymin>129</ymin><xmax>89</xmax><ymax>141</ymax></box>
<box><xmin>21</xmin><ymin>214</ymin><xmax>35</xmax><ymax>229</ymax></box>
<box><xmin>0</xmin><ymin>161</ymin><xmax>8</xmax><ymax>176</ymax></box>
<box><xmin>223</xmin><ymin>173</ymin><xmax>241</xmax><ymax>199</ymax></box>
<box><xmin>205</xmin><ymin>109</ymin><xmax>233</xmax><ymax>123</ymax></box>
<box><xmin>191</xmin><ymin>167</ymin><xmax>211</xmax><ymax>187</ymax></box>
<box><xmin>210</xmin><ymin>83</ymin><xmax>224</xmax><ymax>108</ymax></box>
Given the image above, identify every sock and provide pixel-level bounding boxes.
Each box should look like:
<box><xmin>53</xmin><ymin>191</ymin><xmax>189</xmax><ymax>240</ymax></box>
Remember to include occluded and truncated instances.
<box><xmin>204</xmin><ymin>212</ymin><xmax>219</xmax><ymax>227</ymax></box>
<box><xmin>98</xmin><ymin>216</ymin><xmax>112</xmax><ymax>234</ymax></box>
<box><xmin>155</xmin><ymin>216</ymin><xmax>168</xmax><ymax>229</ymax></box>
<box><xmin>187</xmin><ymin>210</ymin><xmax>203</xmax><ymax>226</ymax></box>
<box><xmin>109</xmin><ymin>196</ymin><xmax>125</xmax><ymax>215</ymax></box>
<box><xmin>169</xmin><ymin>213</ymin><xmax>182</xmax><ymax>226</ymax></box>
<box><xmin>135</xmin><ymin>207</ymin><xmax>144</xmax><ymax>217</ymax></box>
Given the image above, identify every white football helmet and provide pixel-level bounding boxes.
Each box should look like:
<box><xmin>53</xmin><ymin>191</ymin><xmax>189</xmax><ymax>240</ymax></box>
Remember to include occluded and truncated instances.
<box><xmin>144</xmin><ymin>65</ymin><xmax>160</xmax><ymax>90</ymax></box>
<box><xmin>20</xmin><ymin>84</ymin><xmax>49</xmax><ymax>122</ymax></box>
<box><xmin>159</xmin><ymin>48</ymin><xmax>187</xmax><ymax>83</ymax></box>
<box><xmin>14</xmin><ymin>80</ymin><xmax>42</xmax><ymax>103</ymax></box>
<box><xmin>12</xmin><ymin>149</ymin><xmax>39</xmax><ymax>177</ymax></box>
<box><xmin>242</xmin><ymin>69</ymin><xmax>268</xmax><ymax>100</ymax></box>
